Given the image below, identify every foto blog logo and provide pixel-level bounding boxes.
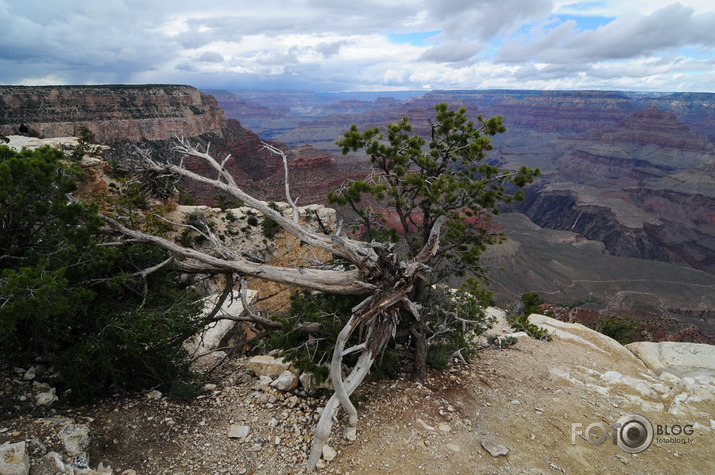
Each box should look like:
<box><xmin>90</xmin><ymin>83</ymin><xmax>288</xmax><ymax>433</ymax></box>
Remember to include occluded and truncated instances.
<box><xmin>571</xmin><ymin>414</ymin><xmax>655</xmax><ymax>454</ymax></box>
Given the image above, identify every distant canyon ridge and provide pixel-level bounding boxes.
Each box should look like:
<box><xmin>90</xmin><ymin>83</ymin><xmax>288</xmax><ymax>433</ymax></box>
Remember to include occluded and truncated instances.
<box><xmin>1</xmin><ymin>85</ymin><xmax>713</xmax><ymax>340</ymax></box>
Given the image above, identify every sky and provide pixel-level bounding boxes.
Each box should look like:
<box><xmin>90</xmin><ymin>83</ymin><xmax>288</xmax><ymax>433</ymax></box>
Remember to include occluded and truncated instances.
<box><xmin>1</xmin><ymin>0</ymin><xmax>714</xmax><ymax>92</ymax></box>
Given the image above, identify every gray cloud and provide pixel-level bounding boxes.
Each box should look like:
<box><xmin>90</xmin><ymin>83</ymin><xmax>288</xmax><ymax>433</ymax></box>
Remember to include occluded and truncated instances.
<box><xmin>427</xmin><ymin>0</ymin><xmax>553</xmax><ymax>40</ymax></box>
<box><xmin>196</xmin><ymin>52</ymin><xmax>225</xmax><ymax>63</ymax></box>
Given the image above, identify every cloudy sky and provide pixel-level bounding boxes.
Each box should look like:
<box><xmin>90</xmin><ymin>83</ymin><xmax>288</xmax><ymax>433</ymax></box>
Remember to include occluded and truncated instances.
<box><xmin>1</xmin><ymin>0</ymin><xmax>714</xmax><ymax>92</ymax></box>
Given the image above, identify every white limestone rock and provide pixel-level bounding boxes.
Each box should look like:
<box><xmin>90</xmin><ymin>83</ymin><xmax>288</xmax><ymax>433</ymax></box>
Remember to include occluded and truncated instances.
<box><xmin>482</xmin><ymin>439</ymin><xmax>509</xmax><ymax>457</ymax></box>
<box><xmin>185</xmin><ymin>290</ymin><xmax>258</xmax><ymax>360</ymax></box>
<box><xmin>59</xmin><ymin>424</ymin><xmax>90</xmax><ymax>457</ymax></box>
<box><xmin>626</xmin><ymin>341</ymin><xmax>715</xmax><ymax>378</ymax></box>
<box><xmin>35</xmin><ymin>387</ymin><xmax>58</xmax><ymax>406</ymax></box>
<box><xmin>246</xmin><ymin>355</ymin><xmax>294</xmax><ymax>378</ymax></box>
<box><xmin>228</xmin><ymin>425</ymin><xmax>250</xmax><ymax>439</ymax></box>
<box><xmin>270</xmin><ymin>370</ymin><xmax>299</xmax><ymax>392</ymax></box>
<box><xmin>32</xmin><ymin>451</ymin><xmax>67</xmax><ymax>475</ymax></box>
<box><xmin>322</xmin><ymin>445</ymin><xmax>337</xmax><ymax>462</ymax></box>
<box><xmin>343</xmin><ymin>426</ymin><xmax>357</xmax><ymax>441</ymax></box>
<box><xmin>0</xmin><ymin>441</ymin><xmax>30</xmax><ymax>475</ymax></box>
<box><xmin>529</xmin><ymin>314</ymin><xmax>640</xmax><ymax>361</ymax></box>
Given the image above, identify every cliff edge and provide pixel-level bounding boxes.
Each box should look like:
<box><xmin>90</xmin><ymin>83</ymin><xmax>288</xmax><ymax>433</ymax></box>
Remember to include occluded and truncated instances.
<box><xmin>0</xmin><ymin>85</ymin><xmax>225</xmax><ymax>143</ymax></box>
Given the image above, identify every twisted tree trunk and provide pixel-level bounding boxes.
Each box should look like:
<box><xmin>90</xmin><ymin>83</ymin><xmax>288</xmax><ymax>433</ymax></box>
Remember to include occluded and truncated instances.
<box><xmin>103</xmin><ymin>141</ymin><xmax>448</xmax><ymax>471</ymax></box>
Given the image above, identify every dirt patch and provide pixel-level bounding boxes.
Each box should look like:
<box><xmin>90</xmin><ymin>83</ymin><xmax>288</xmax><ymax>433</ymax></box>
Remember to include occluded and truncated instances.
<box><xmin>2</xmin><ymin>324</ymin><xmax>713</xmax><ymax>474</ymax></box>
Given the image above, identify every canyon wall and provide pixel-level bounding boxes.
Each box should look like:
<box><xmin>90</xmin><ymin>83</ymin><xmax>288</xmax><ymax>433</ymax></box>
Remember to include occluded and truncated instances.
<box><xmin>0</xmin><ymin>85</ymin><xmax>225</xmax><ymax>143</ymax></box>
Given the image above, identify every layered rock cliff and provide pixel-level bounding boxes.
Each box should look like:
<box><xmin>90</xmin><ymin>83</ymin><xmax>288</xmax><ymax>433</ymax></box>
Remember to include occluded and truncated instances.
<box><xmin>513</xmin><ymin>107</ymin><xmax>715</xmax><ymax>273</ymax></box>
<box><xmin>0</xmin><ymin>85</ymin><xmax>226</xmax><ymax>143</ymax></box>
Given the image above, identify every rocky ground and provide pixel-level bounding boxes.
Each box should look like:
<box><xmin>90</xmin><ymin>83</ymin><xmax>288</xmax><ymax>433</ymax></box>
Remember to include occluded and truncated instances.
<box><xmin>2</xmin><ymin>314</ymin><xmax>714</xmax><ymax>474</ymax></box>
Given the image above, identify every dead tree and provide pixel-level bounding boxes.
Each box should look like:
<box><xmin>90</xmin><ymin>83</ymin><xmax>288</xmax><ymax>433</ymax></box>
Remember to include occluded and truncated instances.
<box><xmin>103</xmin><ymin>139</ymin><xmax>448</xmax><ymax>470</ymax></box>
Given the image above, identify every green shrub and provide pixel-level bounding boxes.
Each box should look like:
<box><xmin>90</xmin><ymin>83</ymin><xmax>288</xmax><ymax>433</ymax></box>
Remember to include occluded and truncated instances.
<box><xmin>508</xmin><ymin>313</ymin><xmax>552</xmax><ymax>341</ymax></box>
<box><xmin>0</xmin><ymin>145</ymin><xmax>208</xmax><ymax>404</ymax></box>
<box><xmin>138</xmin><ymin>170</ymin><xmax>178</xmax><ymax>201</ymax></box>
<box><xmin>68</xmin><ymin>125</ymin><xmax>103</xmax><ymax>160</ymax></box>
<box><xmin>507</xmin><ymin>293</ymin><xmax>552</xmax><ymax>341</ymax></box>
<box><xmin>214</xmin><ymin>193</ymin><xmax>243</xmax><ymax>210</ymax></box>
<box><xmin>261</xmin><ymin>216</ymin><xmax>281</xmax><ymax>239</ymax></box>
<box><xmin>177</xmin><ymin>185</ymin><xmax>197</xmax><ymax>205</ymax></box>
<box><xmin>591</xmin><ymin>315</ymin><xmax>642</xmax><ymax>345</ymax></box>
<box><xmin>270</xmin><ymin>285</ymin><xmax>493</xmax><ymax>380</ymax></box>
<box><xmin>271</xmin><ymin>292</ymin><xmax>365</xmax><ymax>383</ymax></box>
<box><xmin>426</xmin><ymin>342</ymin><xmax>455</xmax><ymax>371</ymax></box>
<box><xmin>486</xmin><ymin>334</ymin><xmax>519</xmax><ymax>348</ymax></box>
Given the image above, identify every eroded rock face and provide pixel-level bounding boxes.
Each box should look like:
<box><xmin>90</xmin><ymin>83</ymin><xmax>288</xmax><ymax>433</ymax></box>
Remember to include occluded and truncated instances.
<box><xmin>0</xmin><ymin>85</ymin><xmax>225</xmax><ymax>144</ymax></box>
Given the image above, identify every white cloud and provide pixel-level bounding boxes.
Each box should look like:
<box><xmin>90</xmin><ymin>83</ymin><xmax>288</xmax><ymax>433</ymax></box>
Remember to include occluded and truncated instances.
<box><xmin>0</xmin><ymin>0</ymin><xmax>714</xmax><ymax>91</ymax></box>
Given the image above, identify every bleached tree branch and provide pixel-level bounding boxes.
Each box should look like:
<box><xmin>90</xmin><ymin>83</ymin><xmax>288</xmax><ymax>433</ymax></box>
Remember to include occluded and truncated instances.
<box><xmin>260</xmin><ymin>142</ymin><xmax>300</xmax><ymax>223</ymax></box>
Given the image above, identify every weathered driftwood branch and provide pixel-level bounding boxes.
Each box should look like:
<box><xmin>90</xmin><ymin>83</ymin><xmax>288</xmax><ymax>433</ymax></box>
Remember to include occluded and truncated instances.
<box><xmin>102</xmin><ymin>215</ymin><xmax>373</xmax><ymax>295</ymax></box>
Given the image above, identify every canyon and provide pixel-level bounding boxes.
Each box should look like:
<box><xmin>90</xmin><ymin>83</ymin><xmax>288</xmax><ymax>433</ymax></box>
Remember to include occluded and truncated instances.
<box><xmin>1</xmin><ymin>85</ymin><xmax>713</xmax><ymax>341</ymax></box>
<box><xmin>212</xmin><ymin>88</ymin><xmax>715</xmax><ymax>339</ymax></box>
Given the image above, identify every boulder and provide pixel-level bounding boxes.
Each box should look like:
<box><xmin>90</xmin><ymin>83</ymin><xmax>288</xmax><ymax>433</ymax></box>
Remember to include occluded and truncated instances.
<box><xmin>626</xmin><ymin>341</ymin><xmax>715</xmax><ymax>378</ymax></box>
<box><xmin>529</xmin><ymin>314</ymin><xmax>639</xmax><ymax>360</ymax></box>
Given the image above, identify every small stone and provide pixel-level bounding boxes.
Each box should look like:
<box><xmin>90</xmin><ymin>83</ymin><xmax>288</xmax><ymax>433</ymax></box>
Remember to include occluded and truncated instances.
<box><xmin>146</xmin><ymin>390</ymin><xmax>162</xmax><ymax>399</ymax></box>
<box><xmin>510</xmin><ymin>400</ymin><xmax>520</xmax><ymax>405</ymax></box>
<box><xmin>274</xmin><ymin>436</ymin><xmax>281</xmax><ymax>445</ymax></box>
<box><xmin>247</xmin><ymin>443</ymin><xmax>262</xmax><ymax>452</ymax></box>
<box><xmin>482</xmin><ymin>440</ymin><xmax>509</xmax><ymax>457</ymax></box>
<box><xmin>268</xmin><ymin>417</ymin><xmax>279</xmax><ymax>428</ymax></box>
<box><xmin>315</xmin><ymin>459</ymin><xmax>327</xmax><ymax>469</ymax></box>
<box><xmin>270</xmin><ymin>370</ymin><xmax>299</xmax><ymax>392</ymax></box>
<box><xmin>438</xmin><ymin>423</ymin><xmax>452</xmax><ymax>433</ymax></box>
<box><xmin>258</xmin><ymin>375</ymin><xmax>273</xmax><ymax>385</ymax></box>
<box><xmin>446</xmin><ymin>443</ymin><xmax>460</xmax><ymax>452</ymax></box>
<box><xmin>322</xmin><ymin>445</ymin><xmax>337</xmax><ymax>462</ymax></box>
<box><xmin>416</xmin><ymin>418</ymin><xmax>435</xmax><ymax>431</ymax></box>
<box><xmin>121</xmin><ymin>470</ymin><xmax>138</xmax><ymax>475</ymax></box>
<box><xmin>204</xmin><ymin>383</ymin><xmax>217</xmax><ymax>391</ymax></box>
<box><xmin>228</xmin><ymin>425</ymin><xmax>250</xmax><ymax>439</ymax></box>
<box><xmin>616</xmin><ymin>455</ymin><xmax>629</xmax><ymax>464</ymax></box>
<box><xmin>299</xmin><ymin>372</ymin><xmax>315</xmax><ymax>391</ymax></box>
<box><xmin>35</xmin><ymin>387</ymin><xmax>57</xmax><ymax>406</ymax></box>
<box><xmin>343</xmin><ymin>426</ymin><xmax>357</xmax><ymax>441</ymax></box>
<box><xmin>33</xmin><ymin>451</ymin><xmax>66</xmax><ymax>474</ymax></box>
<box><xmin>23</xmin><ymin>367</ymin><xmax>36</xmax><ymax>381</ymax></box>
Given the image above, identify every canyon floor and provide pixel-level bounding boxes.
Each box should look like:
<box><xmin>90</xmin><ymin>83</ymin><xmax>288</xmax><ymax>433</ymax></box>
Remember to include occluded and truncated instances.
<box><xmin>2</xmin><ymin>316</ymin><xmax>714</xmax><ymax>474</ymax></box>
